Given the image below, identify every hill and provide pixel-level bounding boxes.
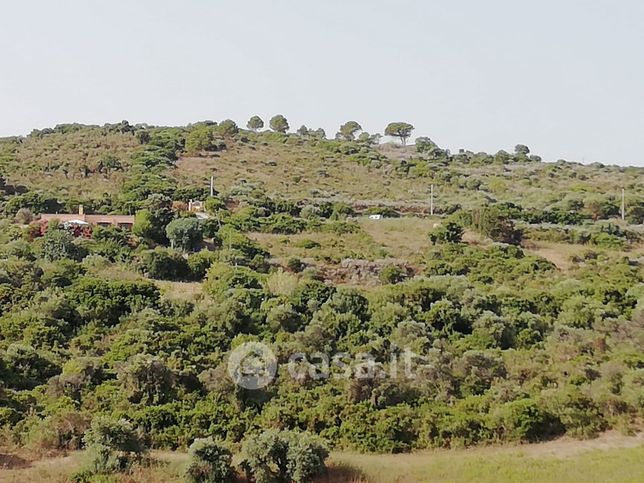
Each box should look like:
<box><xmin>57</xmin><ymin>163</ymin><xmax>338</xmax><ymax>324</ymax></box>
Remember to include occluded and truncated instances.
<box><xmin>1</xmin><ymin>120</ymin><xmax>642</xmax><ymax>218</ymax></box>
<box><xmin>0</xmin><ymin>118</ymin><xmax>642</xmax><ymax>482</ymax></box>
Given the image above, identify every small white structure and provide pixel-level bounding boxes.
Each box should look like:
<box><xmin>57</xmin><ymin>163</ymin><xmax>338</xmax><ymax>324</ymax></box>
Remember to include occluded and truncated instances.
<box><xmin>369</xmin><ymin>214</ymin><xmax>382</xmax><ymax>220</ymax></box>
<box><xmin>188</xmin><ymin>200</ymin><xmax>205</xmax><ymax>213</ymax></box>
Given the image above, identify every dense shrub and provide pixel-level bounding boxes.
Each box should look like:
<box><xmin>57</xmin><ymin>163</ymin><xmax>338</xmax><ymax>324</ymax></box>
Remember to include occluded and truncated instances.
<box><xmin>429</xmin><ymin>222</ymin><xmax>464</xmax><ymax>244</ymax></box>
<box><xmin>184</xmin><ymin>437</ymin><xmax>234</xmax><ymax>483</ymax></box>
<box><xmin>79</xmin><ymin>417</ymin><xmax>146</xmax><ymax>475</ymax></box>
<box><xmin>379</xmin><ymin>265</ymin><xmax>408</xmax><ymax>284</ymax></box>
<box><xmin>139</xmin><ymin>248</ymin><xmax>190</xmax><ymax>280</ymax></box>
<box><xmin>166</xmin><ymin>218</ymin><xmax>203</xmax><ymax>252</ymax></box>
<box><xmin>241</xmin><ymin>430</ymin><xmax>328</xmax><ymax>483</ymax></box>
<box><xmin>42</xmin><ymin>229</ymin><xmax>87</xmax><ymax>261</ymax></box>
<box><xmin>187</xmin><ymin>250</ymin><xmax>219</xmax><ymax>280</ymax></box>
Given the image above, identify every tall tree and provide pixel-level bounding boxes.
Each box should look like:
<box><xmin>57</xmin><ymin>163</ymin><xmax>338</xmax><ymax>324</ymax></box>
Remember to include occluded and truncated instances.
<box><xmin>217</xmin><ymin>119</ymin><xmax>239</xmax><ymax>137</ymax></box>
<box><xmin>246</xmin><ymin>115</ymin><xmax>264</xmax><ymax>132</ymax></box>
<box><xmin>269</xmin><ymin>115</ymin><xmax>289</xmax><ymax>133</ymax></box>
<box><xmin>337</xmin><ymin>121</ymin><xmax>362</xmax><ymax>141</ymax></box>
<box><xmin>384</xmin><ymin>122</ymin><xmax>414</xmax><ymax>146</ymax></box>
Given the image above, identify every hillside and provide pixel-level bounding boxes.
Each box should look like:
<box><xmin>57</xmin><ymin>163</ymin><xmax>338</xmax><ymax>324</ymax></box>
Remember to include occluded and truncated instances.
<box><xmin>0</xmin><ymin>119</ymin><xmax>643</xmax><ymax>482</ymax></box>
<box><xmin>1</xmin><ymin>121</ymin><xmax>643</xmax><ymax>216</ymax></box>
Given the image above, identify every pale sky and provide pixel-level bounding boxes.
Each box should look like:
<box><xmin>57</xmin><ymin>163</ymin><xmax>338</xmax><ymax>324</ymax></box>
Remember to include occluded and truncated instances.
<box><xmin>1</xmin><ymin>0</ymin><xmax>643</xmax><ymax>166</ymax></box>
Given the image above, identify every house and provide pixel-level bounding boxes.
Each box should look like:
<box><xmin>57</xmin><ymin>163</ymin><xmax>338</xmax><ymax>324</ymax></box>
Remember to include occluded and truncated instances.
<box><xmin>39</xmin><ymin>206</ymin><xmax>135</xmax><ymax>230</ymax></box>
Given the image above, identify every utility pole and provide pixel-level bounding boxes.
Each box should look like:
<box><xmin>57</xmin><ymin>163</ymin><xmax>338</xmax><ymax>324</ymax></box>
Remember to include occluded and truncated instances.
<box><xmin>621</xmin><ymin>188</ymin><xmax>625</xmax><ymax>222</ymax></box>
<box><xmin>430</xmin><ymin>184</ymin><xmax>434</xmax><ymax>216</ymax></box>
<box><xmin>210</xmin><ymin>175</ymin><xmax>215</xmax><ymax>197</ymax></box>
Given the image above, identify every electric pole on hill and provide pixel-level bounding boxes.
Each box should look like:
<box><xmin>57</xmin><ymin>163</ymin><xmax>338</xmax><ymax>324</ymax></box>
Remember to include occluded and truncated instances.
<box><xmin>621</xmin><ymin>188</ymin><xmax>625</xmax><ymax>222</ymax></box>
<box><xmin>210</xmin><ymin>175</ymin><xmax>215</xmax><ymax>197</ymax></box>
<box><xmin>430</xmin><ymin>184</ymin><xmax>434</xmax><ymax>216</ymax></box>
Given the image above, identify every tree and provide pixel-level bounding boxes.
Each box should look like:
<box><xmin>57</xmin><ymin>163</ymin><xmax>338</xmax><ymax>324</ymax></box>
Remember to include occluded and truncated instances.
<box><xmin>337</xmin><ymin>121</ymin><xmax>362</xmax><ymax>141</ymax></box>
<box><xmin>429</xmin><ymin>222</ymin><xmax>464</xmax><ymax>244</ymax></box>
<box><xmin>247</xmin><ymin>115</ymin><xmax>264</xmax><ymax>132</ymax></box>
<box><xmin>186</xmin><ymin>125</ymin><xmax>216</xmax><ymax>154</ymax></box>
<box><xmin>296</xmin><ymin>125</ymin><xmax>310</xmax><ymax>136</ymax></box>
<box><xmin>384</xmin><ymin>122</ymin><xmax>414</xmax><ymax>146</ymax></box>
<box><xmin>514</xmin><ymin>144</ymin><xmax>530</xmax><ymax>156</ymax></box>
<box><xmin>132</xmin><ymin>194</ymin><xmax>174</xmax><ymax>244</ymax></box>
<box><xmin>269</xmin><ymin>114</ymin><xmax>289</xmax><ymax>133</ymax></box>
<box><xmin>310</xmin><ymin>128</ymin><xmax>326</xmax><ymax>139</ymax></box>
<box><xmin>217</xmin><ymin>119</ymin><xmax>239</xmax><ymax>137</ymax></box>
<box><xmin>165</xmin><ymin>218</ymin><xmax>203</xmax><ymax>252</ymax></box>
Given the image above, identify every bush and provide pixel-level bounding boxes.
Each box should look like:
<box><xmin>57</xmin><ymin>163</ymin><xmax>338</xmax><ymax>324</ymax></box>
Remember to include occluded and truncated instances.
<box><xmin>241</xmin><ymin>429</ymin><xmax>328</xmax><ymax>483</ymax></box>
<box><xmin>260</xmin><ymin>214</ymin><xmax>306</xmax><ymax>234</ymax></box>
<box><xmin>187</xmin><ymin>250</ymin><xmax>219</xmax><ymax>280</ymax></box>
<box><xmin>491</xmin><ymin>399</ymin><xmax>562</xmax><ymax>442</ymax></box>
<box><xmin>26</xmin><ymin>409</ymin><xmax>91</xmax><ymax>452</ymax></box>
<box><xmin>117</xmin><ymin>354</ymin><xmax>175</xmax><ymax>404</ymax></box>
<box><xmin>80</xmin><ymin>417</ymin><xmax>145</xmax><ymax>475</ymax></box>
<box><xmin>379</xmin><ymin>265</ymin><xmax>407</xmax><ymax>285</ymax></box>
<box><xmin>287</xmin><ymin>257</ymin><xmax>305</xmax><ymax>273</ymax></box>
<box><xmin>66</xmin><ymin>277</ymin><xmax>160</xmax><ymax>326</ymax></box>
<box><xmin>429</xmin><ymin>222</ymin><xmax>464</xmax><ymax>244</ymax></box>
<box><xmin>185</xmin><ymin>437</ymin><xmax>234</xmax><ymax>483</ymax></box>
<box><xmin>42</xmin><ymin>229</ymin><xmax>87</xmax><ymax>261</ymax></box>
<box><xmin>139</xmin><ymin>248</ymin><xmax>190</xmax><ymax>280</ymax></box>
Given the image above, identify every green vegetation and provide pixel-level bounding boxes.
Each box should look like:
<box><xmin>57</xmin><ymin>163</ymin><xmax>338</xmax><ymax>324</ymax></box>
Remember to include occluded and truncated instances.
<box><xmin>0</xmin><ymin>118</ymin><xmax>643</xmax><ymax>481</ymax></box>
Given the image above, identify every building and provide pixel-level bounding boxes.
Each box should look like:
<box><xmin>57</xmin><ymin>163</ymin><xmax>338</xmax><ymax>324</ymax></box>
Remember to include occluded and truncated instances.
<box><xmin>188</xmin><ymin>199</ymin><xmax>205</xmax><ymax>213</ymax></box>
<box><xmin>39</xmin><ymin>206</ymin><xmax>135</xmax><ymax>230</ymax></box>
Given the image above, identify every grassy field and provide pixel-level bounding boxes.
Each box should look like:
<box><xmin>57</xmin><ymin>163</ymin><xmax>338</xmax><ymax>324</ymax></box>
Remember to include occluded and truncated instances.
<box><xmin>325</xmin><ymin>446</ymin><xmax>644</xmax><ymax>482</ymax></box>
<box><xmin>1</xmin><ymin>433</ymin><xmax>642</xmax><ymax>482</ymax></box>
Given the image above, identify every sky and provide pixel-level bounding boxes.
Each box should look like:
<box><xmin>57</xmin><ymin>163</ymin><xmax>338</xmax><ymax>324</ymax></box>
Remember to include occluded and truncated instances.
<box><xmin>1</xmin><ymin>0</ymin><xmax>643</xmax><ymax>166</ymax></box>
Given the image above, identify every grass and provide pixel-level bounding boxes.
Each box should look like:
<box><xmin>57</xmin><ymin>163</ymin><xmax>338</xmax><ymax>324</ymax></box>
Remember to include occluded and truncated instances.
<box><xmin>2</xmin><ymin>436</ymin><xmax>643</xmax><ymax>483</ymax></box>
<box><xmin>357</xmin><ymin>216</ymin><xmax>438</xmax><ymax>263</ymax></box>
<box><xmin>323</xmin><ymin>445</ymin><xmax>644</xmax><ymax>482</ymax></box>
<box><xmin>249</xmin><ymin>226</ymin><xmax>387</xmax><ymax>264</ymax></box>
<box><xmin>155</xmin><ymin>280</ymin><xmax>203</xmax><ymax>302</ymax></box>
<box><xmin>523</xmin><ymin>240</ymin><xmax>644</xmax><ymax>271</ymax></box>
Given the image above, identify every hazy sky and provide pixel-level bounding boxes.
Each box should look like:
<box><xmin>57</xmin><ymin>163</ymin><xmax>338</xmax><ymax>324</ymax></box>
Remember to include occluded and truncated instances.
<box><xmin>1</xmin><ymin>0</ymin><xmax>643</xmax><ymax>166</ymax></box>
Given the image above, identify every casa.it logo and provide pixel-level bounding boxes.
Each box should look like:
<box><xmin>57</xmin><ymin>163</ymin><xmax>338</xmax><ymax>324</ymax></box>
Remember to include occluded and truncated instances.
<box><xmin>227</xmin><ymin>342</ymin><xmax>277</xmax><ymax>390</ymax></box>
